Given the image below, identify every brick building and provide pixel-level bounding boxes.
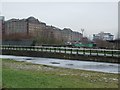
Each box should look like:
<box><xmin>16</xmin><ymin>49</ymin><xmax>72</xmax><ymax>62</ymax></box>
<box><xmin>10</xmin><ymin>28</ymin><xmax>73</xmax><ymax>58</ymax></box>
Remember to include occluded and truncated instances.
<box><xmin>27</xmin><ymin>17</ymin><xmax>46</xmax><ymax>36</ymax></box>
<box><xmin>61</xmin><ymin>28</ymin><xmax>73</xmax><ymax>42</ymax></box>
<box><xmin>0</xmin><ymin>16</ymin><xmax>5</xmax><ymax>39</ymax></box>
<box><xmin>3</xmin><ymin>16</ymin><xmax>83</xmax><ymax>45</ymax></box>
<box><xmin>5</xmin><ymin>19</ymin><xmax>28</xmax><ymax>35</ymax></box>
<box><xmin>61</xmin><ymin>28</ymin><xmax>82</xmax><ymax>43</ymax></box>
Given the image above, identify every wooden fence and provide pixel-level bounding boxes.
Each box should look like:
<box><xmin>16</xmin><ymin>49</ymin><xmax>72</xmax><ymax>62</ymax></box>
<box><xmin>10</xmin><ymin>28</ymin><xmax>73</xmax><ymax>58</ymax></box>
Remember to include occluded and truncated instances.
<box><xmin>0</xmin><ymin>45</ymin><xmax>120</xmax><ymax>58</ymax></box>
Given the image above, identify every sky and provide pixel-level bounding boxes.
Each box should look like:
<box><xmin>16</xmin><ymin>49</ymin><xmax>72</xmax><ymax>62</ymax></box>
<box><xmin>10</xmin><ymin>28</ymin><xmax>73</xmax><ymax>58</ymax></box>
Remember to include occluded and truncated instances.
<box><xmin>0</xmin><ymin>0</ymin><xmax>119</xmax><ymax>39</ymax></box>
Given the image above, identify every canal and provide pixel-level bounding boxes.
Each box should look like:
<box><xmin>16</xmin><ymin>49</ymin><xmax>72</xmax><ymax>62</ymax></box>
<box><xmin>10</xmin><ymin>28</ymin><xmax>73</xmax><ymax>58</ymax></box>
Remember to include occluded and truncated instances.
<box><xmin>0</xmin><ymin>55</ymin><xmax>119</xmax><ymax>74</ymax></box>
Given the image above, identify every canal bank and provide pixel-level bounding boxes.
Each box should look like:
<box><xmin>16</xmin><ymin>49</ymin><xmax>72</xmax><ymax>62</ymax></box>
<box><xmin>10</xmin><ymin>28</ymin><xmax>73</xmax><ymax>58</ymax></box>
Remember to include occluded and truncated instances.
<box><xmin>2</xmin><ymin>49</ymin><xmax>119</xmax><ymax>63</ymax></box>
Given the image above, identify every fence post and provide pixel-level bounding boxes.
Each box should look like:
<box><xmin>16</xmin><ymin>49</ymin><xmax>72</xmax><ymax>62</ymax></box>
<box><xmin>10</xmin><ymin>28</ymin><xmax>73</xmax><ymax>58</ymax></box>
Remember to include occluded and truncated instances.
<box><xmin>33</xmin><ymin>47</ymin><xmax>35</xmax><ymax>51</ymax></box>
<box><xmin>41</xmin><ymin>47</ymin><xmax>43</xmax><ymax>52</ymax></box>
<box><xmin>24</xmin><ymin>47</ymin><xmax>25</xmax><ymax>51</ymax></box>
<box><xmin>90</xmin><ymin>49</ymin><xmax>91</xmax><ymax>55</ymax></box>
<box><xmin>59</xmin><ymin>48</ymin><xmax>61</xmax><ymax>53</ymax></box>
<box><xmin>83</xmin><ymin>48</ymin><xmax>85</xmax><ymax>55</ymax></box>
<box><xmin>76</xmin><ymin>49</ymin><xmax>78</xmax><ymax>55</ymax></box>
<box><xmin>71</xmin><ymin>49</ymin><xmax>72</xmax><ymax>54</ymax></box>
<box><xmin>8</xmin><ymin>46</ymin><xmax>10</xmax><ymax>50</ymax></box>
<box><xmin>104</xmin><ymin>50</ymin><xmax>106</xmax><ymax>57</ymax></box>
<box><xmin>32</xmin><ymin>47</ymin><xmax>34</xmax><ymax>51</ymax></box>
<box><xmin>65</xmin><ymin>48</ymin><xmax>66</xmax><ymax>54</ymax></box>
<box><xmin>112</xmin><ymin>50</ymin><xmax>113</xmax><ymax>57</ymax></box>
<box><xmin>21</xmin><ymin>47</ymin><xmax>22</xmax><ymax>51</ymax></box>
<box><xmin>54</xmin><ymin>48</ymin><xmax>56</xmax><ymax>53</ymax></box>
<box><xmin>97</xmin><ymin>50</ymin><xmax>98</xmax><ymax>56</ymax></box>
<box><xmin>26</xmin><ymin>47</ymin><xmax>27</xmax><ymax>51</ymax></box>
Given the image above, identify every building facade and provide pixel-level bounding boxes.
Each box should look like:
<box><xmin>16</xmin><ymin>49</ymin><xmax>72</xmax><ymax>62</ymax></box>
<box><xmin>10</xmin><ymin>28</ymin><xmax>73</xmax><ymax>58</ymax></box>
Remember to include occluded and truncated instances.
<box><xmin>5</xmin><ymin>19</ymin><xmax>28</xmax><ymax>35</ymax></box>
<box><xmin>61</xmin><ymin>28</ymin><xmax>73</xmax><ymax>42</ymax></box>
<box><xmin>61</xmin><ymin>28</ymin><xmax>82</xmax><ymax>43</ymax></box>
<box><xmin>27</xmin><ymin>16</ymin><xmax>46</xmax><ymax>36</ymax></box>
<box><xmin>93</xmin><ymin>32</ymin><xmax>114</xmax><ymax>41</ymax></box>
<box><xmin>3</xmin><ymin>16</ymin><xmax>83</xmax><ymax>45</ymax></box>
<box><xmin>0</xmin><ymin>16</ymin><xmax>5</xmax><ymax>39</ymax></box>
<box><xmin>28</xmin><ymin>22</ymin><xmax>46</xmax><ymax>36</ymax></box>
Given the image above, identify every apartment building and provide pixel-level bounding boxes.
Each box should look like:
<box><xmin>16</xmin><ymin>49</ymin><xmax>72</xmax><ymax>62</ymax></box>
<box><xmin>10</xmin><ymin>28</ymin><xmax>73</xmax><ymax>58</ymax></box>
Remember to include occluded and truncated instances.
<box><xmin>3</xmin><ymin>16</ymin><xmax>83</xmax><ymax>44</ymax></box>
<box><xmin>61</xmin><ymin>28</ymin><xmax>82</xmax><ymax>42</ymax></box>
<box><xmin>0</xmin><ymin>16</ymin><xmax>5</xmax><ymax>37</ymax></box>
<box><xmin>5</xmin><ymin>19</ymin><xmax>28</xmax><ymax>35</ymax></box>
<box><xmin>93</xmin><ymin>32</ymin><xmax>114</xmax><ymax>41</ymax></box>
<box><xmin>27</xmin><ymin>16</ymin><xmax>46</xmax><ymax>36</ymax></box>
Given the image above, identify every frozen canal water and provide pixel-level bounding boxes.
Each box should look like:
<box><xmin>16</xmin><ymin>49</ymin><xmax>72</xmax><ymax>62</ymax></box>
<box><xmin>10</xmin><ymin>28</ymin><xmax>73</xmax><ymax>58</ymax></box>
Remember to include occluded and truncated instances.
<box><xmin>0</xmin><ymin>55</ymin><xmax>119</xmax><ymax>74</ymax></box>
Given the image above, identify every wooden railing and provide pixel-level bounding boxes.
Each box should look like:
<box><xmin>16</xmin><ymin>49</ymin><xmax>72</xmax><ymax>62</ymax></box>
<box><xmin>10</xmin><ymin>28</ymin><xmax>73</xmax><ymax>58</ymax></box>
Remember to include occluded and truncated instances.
<box><xmin>0</xmin><ymin>45</ymin><xmax>120</xmax><ymax>57</ymax></box>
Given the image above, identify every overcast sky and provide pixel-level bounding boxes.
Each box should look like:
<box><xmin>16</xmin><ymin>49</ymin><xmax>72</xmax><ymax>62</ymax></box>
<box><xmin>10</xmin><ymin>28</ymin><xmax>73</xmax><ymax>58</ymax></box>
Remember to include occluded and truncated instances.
<box><xmin>1</xmin><ymin>0</ymin><xmax>118</xmax><ymax>39</ymax></box>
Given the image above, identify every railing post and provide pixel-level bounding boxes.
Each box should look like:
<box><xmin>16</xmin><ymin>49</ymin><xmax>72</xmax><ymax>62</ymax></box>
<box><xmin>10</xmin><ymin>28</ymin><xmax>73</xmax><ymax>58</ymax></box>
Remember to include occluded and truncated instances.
<box><xmin>23</xmin><ymin>47</ymin><xmax>24</xmax><ymax>50</ymax></box>
<box><xmin>8</xmin><ymin>47</ymin><xmax>10</xmax><ymax>50</ymax></box>
<box><xmin>20</xmin><ymin>47</ymin><xmax>21</xmax><ymax>51</ymax></box>
<box><xmin>38</xmin><ymin>47</ymin><xmax>39</xmax><ymax>51</ymax></box>
<box><xmin>8</xmin><ymin>46</ymin><xmax>10</xmax><ymax>50</ymax></box>
<box><xmin>97</xmin><ymin>50</ymin><xmax>98</xmax><ymax>56</ymax></box>
<box><xmin>32</xmin><ymin>47</ymin><xmax>34</xmax><ymax>51</ymax></box>
<box><xmin>17</xmin><ymin>47</ymin><xmax>18</xmax><ymax>50</ymax></box>
<box><xmin>29</xmin><ymin>47</ymin><xmax>30</xmax><ymax>51</ymax></box>
<box><xmin>90</xmin><ymin>49</ymin><xmax>91</xmax><ymax>55</ymax></box>
<box><xmin>20</xmin><ymin>47</ymin><xmax>22</xmax><ymax>51</ymax></box>
<box><xmin>76</xmin><ymin>49</ymin><xmax>78</xmax><ymax>55</ymax></box>
<box><xmin>41</xmin><ymin>47</ymin><xmax>43</xmax><ymax>52</ymax></box>
<box><xmin>59</xmin><ymin>48</ymin><xmax>61</xmax><ymax>53</ymax></box>
<box><xmin>83</xmin><ymin>48</ymin><xmax>85</xmax><ymax>55</ymax></box>
<box><xmin>65</xmin><ymin>48</ymin><xmax>66</xmax><ymax>54</ymax></box>
<box><xmin>54</xmin><ymin>48</ymin><xmax>56</xmax><ymax>53</ymax></box>
<box><xmin>104</xmin><ymin>50</ymin><xmax>106</xmax><ymax>56</ymax></box>
<box><xmin>71</xmin><ymin>49</ymin><xmax>72</xmax><ymax>54</ymax></box>
<box><xmin>112</xmin><ymin>50</ymin><xmax>113</xmax><ymax>57</ymax></box>
<box><xmin>33</xmin><ymin>47</ymin><xmax>34</xmax><ymax>51</ymax></box>
<box><xmin>25</xmin><ymin>47</ymin><xmax>27</xmax><ymax>51</ymax></box>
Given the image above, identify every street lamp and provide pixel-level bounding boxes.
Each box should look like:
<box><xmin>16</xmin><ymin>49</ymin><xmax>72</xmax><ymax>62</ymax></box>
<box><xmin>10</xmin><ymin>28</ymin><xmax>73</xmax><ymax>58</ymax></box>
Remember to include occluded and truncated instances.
<box><xmin>81</xmin><ymin>29</ymin><xmax>84</xmax><ymax>37</ymax></box>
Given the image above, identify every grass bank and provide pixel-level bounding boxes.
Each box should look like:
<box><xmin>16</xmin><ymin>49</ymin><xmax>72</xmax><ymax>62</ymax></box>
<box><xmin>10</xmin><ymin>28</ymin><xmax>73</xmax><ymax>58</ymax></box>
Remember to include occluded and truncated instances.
<box><xmin>2</xmin><ymin>58</ymin><xmax>119</xmax><ymax>88</ymax></box>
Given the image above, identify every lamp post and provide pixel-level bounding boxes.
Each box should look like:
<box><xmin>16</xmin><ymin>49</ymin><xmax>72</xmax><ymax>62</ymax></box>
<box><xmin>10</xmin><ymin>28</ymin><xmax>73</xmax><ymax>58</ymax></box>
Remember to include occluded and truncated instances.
<box><xmin>81</xmin><ymin>29</ymin><xmax>84</xmax><ymax>37</ymax></box>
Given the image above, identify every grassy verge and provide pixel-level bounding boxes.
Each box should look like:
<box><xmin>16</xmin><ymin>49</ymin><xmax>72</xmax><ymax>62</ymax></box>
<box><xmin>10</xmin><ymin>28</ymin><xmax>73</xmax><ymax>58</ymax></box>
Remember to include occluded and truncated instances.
<box><xmin>2</xmin><ymin>58</ymin><xmax>119</xmax><ymax>88</ymax></box>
